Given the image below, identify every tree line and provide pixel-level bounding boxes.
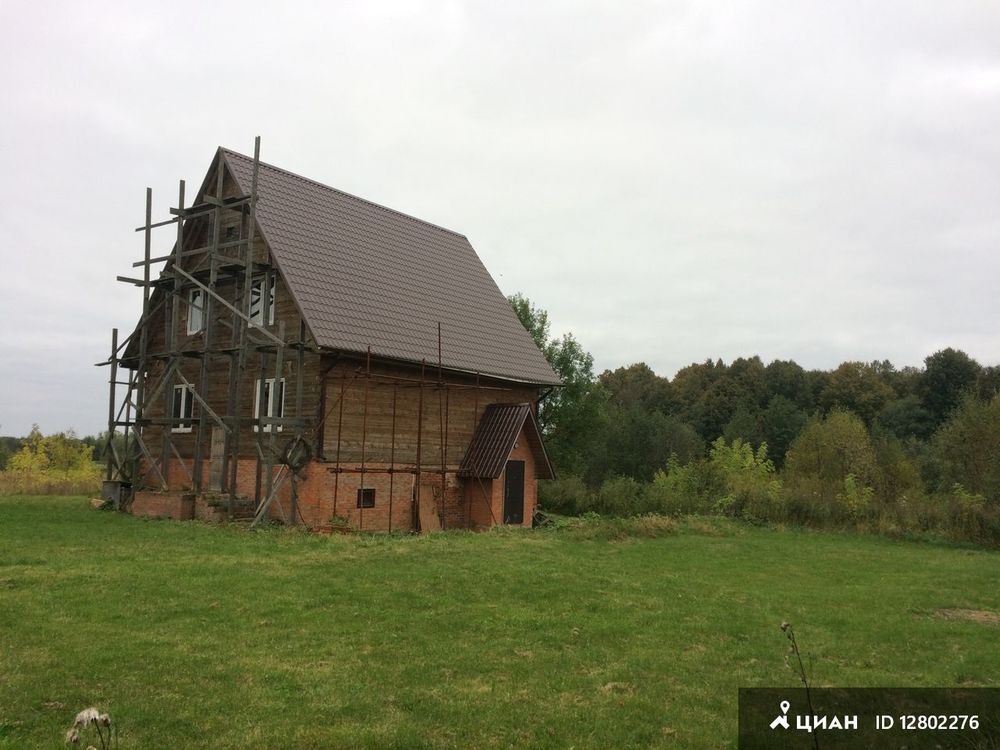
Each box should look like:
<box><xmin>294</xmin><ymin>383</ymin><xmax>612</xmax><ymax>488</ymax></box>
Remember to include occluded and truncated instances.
<box><xmin>511</xmin><ymin>294</ymin><xmax>1000</xmax><ymax>544</ymax></box>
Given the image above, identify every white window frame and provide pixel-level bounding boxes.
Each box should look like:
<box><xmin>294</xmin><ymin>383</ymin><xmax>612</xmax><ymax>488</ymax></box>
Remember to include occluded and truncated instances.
<box><xmin>253</xmin><ymin>377</ymin><xmax>285</xmax><ymax>432</ymax></box>
<box><xmin>171</xmin><ymin>384</ymin><xmax>194</xmax><ymax>433</ymax></box>
<box><xmin>187</xmin><ymin>288</ymin><xmax>206</xmax><ymax>335</ymax></box>
<box><xmin>249</xmin><ymin>274</ymin><xmax>276</xmax><ymax>326</ymax></box>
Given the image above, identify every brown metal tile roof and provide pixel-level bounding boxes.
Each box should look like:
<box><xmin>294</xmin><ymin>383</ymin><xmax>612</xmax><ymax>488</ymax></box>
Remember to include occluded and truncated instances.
<box><xmin>459</xmin><ymin>403</ymin><xmax>554</xmax><ymax>480</ymax></box>
<box><xmin>219</xmin><ymin>148</ymin><xmax>561</xmax><ymax>386</ymax></box>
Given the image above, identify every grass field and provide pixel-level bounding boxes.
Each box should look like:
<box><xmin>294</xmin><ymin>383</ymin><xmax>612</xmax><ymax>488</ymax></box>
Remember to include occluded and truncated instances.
<box><xmin>1</xmin><ymin>496</ymin><xmax>997</xmax><ymax>748</ymax></box>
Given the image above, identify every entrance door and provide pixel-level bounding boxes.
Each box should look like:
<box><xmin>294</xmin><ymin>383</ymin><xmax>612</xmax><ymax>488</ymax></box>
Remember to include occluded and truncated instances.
<box><xmin>503</xmin><ymin>460</ymin><xmax>525</xmax><ymax>524</ymax></box>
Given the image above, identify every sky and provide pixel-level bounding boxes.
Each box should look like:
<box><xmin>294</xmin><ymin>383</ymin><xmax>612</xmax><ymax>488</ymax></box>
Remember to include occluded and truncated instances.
<box><xmin>1</xmin><ymin>0</ymin><xmax>998</xmax><ymax>437</ymax></box>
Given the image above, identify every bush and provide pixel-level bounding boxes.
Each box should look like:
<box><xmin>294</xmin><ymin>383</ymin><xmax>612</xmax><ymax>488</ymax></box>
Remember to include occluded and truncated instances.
<box><xmin>783</xmin><ymin>410</ymin><xmax>878</xmax><ymax>525</ymax></box>
<box><xmin>0</xmin><ymin>426</ymin><xmax>101</xmax><ymax>496</ymax></box>
<box><xmin>591</xmin><ymin>476</ymin><xmax>646</xmax><ymax>516</ymax></box>
<box><xmin>538</xmin><ymin>475</ymin><xmax>590</xmax><ymax>515</ymax></box>
<box><xmin>708</xmin><ymin>438</ymin><xmax>782</xmax><ymax>522</ymax></box>
<box><xmin>647</xmin><ymin>455</ymin><xmax>724</xmax><ymax>516</ymax></box>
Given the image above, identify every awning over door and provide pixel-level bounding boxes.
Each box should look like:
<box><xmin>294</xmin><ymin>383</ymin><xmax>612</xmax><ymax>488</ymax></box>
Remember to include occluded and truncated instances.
<box><xmin>458</xmin><ymin>403</ymin><xmax>554</xmax><ymax>480</ymax></box>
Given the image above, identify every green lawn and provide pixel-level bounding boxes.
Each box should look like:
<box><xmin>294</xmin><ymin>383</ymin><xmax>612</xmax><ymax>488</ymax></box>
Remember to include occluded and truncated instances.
<box><xmin>0</xmin><ymin>497</ymin><xmax>997</xmax><ymax>748</ymax></box>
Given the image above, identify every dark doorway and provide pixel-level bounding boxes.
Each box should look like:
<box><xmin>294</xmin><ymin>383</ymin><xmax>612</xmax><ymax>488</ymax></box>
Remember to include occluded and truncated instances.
<box><xmin>503</xmin><ymin>460</ymin><xmax>525</xmax><ymax>524</ymax></box>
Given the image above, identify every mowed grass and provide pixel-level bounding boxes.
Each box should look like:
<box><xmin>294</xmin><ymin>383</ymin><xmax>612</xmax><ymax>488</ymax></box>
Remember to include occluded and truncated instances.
<box><xmin>0</xmin><ymin>497</ymin><xmax>997</xmax><ymax>749</ymax></box>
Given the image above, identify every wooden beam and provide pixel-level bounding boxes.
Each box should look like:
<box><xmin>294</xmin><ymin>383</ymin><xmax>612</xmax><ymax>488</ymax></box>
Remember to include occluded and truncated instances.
<box><xmin>132</xmin><ymin>237</ymin><xmax>250</xmax><ymax>268</ymax></box>
<box><xmin>105</xmin><ymin>328</ymin><xmax>119</xmax><ymax>482</ymax></box>
<box><xmin>168</xmin><ymin>439</ymin><xmax>194</xmax><ymax>486</ymax></box>
<box><xmin>252</xmin><ymin>465</ymin><xmax>290</xmax><ymax>527</ymax></box>
<box><xmin>172</xmin><ymin>265</ymin><xmax>284</xmax><ymax>347</ymax></box>
<box><xmin>132</xmin><ymin>432</ymin><xmax>167</xmax><ymax>490</ymax></box>
<box><xmin>264</xmin><ymin>321</ymin><xmax>285</xmax><ymax>508</ymax></box>
<box><xmin>175</xmin><ymin>371</ymin><xmax>230</xmax><ymax>435</ymax></box>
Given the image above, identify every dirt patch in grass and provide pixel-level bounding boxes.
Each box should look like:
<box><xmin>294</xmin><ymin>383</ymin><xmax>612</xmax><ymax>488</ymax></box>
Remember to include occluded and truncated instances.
<box><xmin>933</xmin><ymin>608</ymin><xmax>1000</xmax><ymax>625</ymax></box>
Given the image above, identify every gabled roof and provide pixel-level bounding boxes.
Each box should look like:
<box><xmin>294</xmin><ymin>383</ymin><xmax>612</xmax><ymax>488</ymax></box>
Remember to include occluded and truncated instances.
<box><xmin>218</xmin><ymin>148</ymin><xmax>561</xmax><ymax>386</ymax></box>
<box><xmin>459</xmin><ymin>403</ymin><xmax>554</xmax><ymax>480</ymax></box>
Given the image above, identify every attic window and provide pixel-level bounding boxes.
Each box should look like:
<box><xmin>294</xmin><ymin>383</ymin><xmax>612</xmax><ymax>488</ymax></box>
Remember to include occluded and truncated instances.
<box><xmin>187</xmin><ymin>289</ymin><xmax>206</xmax><ymax>334</ymax></box>
<box><xmin>356</xmin><ymin>488</ymin><xmax>375</xmax><ymax>509</ymax></box>
<box><xmin>249</xmin><ymin>274</ymin><xmax>275</xmax><ymax>326</ymax></box>
<box><xmin>171</xmin><ymin>385</ymin><xmax>194</xmax><ymax>433</ymax></box>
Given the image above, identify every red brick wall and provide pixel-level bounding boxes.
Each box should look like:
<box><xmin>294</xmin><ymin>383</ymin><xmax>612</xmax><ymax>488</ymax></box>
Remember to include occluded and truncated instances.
<box><xmin>131</xmin><ymin>490</ymin><xmax>195</xmax><ymax>520</ymax></box>
<box><xmin>141</xmin><ymin>443</ymin><xmax>536</xmax><ymax>531</ymax></box>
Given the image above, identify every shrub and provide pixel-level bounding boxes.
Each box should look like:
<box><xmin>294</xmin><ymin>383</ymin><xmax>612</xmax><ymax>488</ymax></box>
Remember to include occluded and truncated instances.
<box><xmin>708</xmin><ymin>438</ymin><xmax>782</xmax><ymax>522</ymax></box>
<box><xmin>0</xmin><ymin>426</ymin><xmax>101</xmax><ymax>496</ymax></box>
<box><xmin>784</xmin><ymin>410</ymin><xmax>878</xmax><ymax>524</ymax></box>
<box><xmin>838</xmin><ymin>474</ymin><xmax>874</xmax><ymax>521</ymax></box>
<box><xmin>592</xmin><ymin>476</ymin><xmax>646</xmax><ymax>517</ymax></box>
<box><xmin>538</xmin><ymin>475</ymin><xmax>590</xmax><ymax>515</ymax></box>
<box><xmin>647</xmin><ymin>455</ymin><xmax>723</xmax><ymax>515</ymax></box>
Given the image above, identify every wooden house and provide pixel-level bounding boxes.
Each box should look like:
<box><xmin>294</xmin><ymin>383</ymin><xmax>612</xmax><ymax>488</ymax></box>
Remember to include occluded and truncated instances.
<box><xmin>105</xmin><ymin>142</ymin><xmax>559</xmax><ymax>531</ymax></box>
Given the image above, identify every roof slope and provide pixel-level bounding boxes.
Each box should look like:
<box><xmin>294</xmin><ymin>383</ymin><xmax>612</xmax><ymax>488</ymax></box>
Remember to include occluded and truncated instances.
<box><xmin>220</xmin><ymin>149</ymin><xmax>560</xmax><ymax>385</ymax></box>
<box><xmin>459</xmin><ymin>403</ymin><xmax>554</xmax><ymax>480</ymax></box>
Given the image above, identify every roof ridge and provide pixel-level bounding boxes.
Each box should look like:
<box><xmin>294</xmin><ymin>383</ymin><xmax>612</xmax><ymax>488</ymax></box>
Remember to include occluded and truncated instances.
<box><xmin>219</xmin><ymin>147</ymin><xmax>468</xmax><ymax>240</ymax></box>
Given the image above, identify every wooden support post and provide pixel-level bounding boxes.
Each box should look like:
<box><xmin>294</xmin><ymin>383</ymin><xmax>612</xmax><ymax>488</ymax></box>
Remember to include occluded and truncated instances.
<box><xmin>290</xmin><ymin>320</ymin><xmax>306</xmax><ymax>525</ymax></box>
<box><xmin>263</xmin><ymin>321</ymin><xmax>285</xmax><ymax>516</ymax></box>
<box><xmin>333</xmin><ymin>372</ymin><xmax>346</xmax><ymax>517</ymax></box>
<box><xmin>106</xmin><ymin>328</ymin><xmax>119</xmax><ymax>481</ymax></box>
<box><xmin>230</xmin><ymin>136</ymin><xmax>262</xmax><ymax>516</ymax></box>
<box><xmin>254</xmin><ymin>351</ymin><xmax>268</xmax><ymax>508</ymax></box>
<box><xmin>122</xmin><ymin>371</ymin><xmax>133</xmax><ymax>485</ymax></box>
<box><xmin>161</xmin><ymin>180</ymin><xmax>185</xmax><ymax>483</ymax></box>
<box><xmin>193</xmin><ymin>165</ymin><xmax>221</xmax><ymax>493</ymax></box>
<box><xmin>133</xmin><ymin>188</ymin><xmax>152</xmax><ymax>487</ymax></box>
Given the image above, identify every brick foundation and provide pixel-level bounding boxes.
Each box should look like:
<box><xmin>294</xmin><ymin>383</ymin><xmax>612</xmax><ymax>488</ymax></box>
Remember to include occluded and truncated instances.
<box><xmin>133</xmin><ymin>455</ymin><xmax>535</xmax><ymax>532</ymax></box>
<box><xmin>131</xmin><ymin>490</ymin><xmax>196</xmax><ymax>520</ymax></box>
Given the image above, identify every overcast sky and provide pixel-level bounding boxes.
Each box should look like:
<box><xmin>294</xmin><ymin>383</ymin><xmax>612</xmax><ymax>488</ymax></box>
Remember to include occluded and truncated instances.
<box><xmin>1</xmin><ymin>0</ymin><xmax>998</xmax><ymax>437</ymax></box>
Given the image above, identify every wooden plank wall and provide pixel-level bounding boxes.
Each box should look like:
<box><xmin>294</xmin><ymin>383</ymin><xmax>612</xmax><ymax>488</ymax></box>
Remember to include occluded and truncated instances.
<box><xmin>321</xmin><ymin>358</ymin><xmax>541</xmax><ymax>468</ymax></box>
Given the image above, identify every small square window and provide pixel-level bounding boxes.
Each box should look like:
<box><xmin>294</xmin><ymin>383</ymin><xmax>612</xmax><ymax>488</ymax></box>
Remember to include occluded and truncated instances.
<box><xmin>356</xmin><ymin>488</ymin><xmax>375</xmax><ymax>509</ymax></box>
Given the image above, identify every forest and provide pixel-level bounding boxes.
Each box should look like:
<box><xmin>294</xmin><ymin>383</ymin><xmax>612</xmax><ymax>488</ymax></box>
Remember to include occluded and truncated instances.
<box><xmin>510</xmin><ymin>294</ymin><xmax>1000</xmax><ymax>545</ymax></box>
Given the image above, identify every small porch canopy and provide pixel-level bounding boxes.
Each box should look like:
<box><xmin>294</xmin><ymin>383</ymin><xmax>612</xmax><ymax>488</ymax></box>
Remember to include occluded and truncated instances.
<box><xmin>459</xmin><ymin>403</ymin><xmax>554</xmax><ymax>480</ymax></box>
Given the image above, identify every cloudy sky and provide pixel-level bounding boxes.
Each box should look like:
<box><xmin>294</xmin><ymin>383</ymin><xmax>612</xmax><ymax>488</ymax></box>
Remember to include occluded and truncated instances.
<box><xmin>1</xmin><ymin>0</ymin><xmax>998</xmax><ymax>437</ymax></box>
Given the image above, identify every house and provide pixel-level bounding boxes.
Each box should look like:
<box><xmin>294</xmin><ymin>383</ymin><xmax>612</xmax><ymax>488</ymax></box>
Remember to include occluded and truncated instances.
<box><xmin>104</xmin><ymin>142</ymin><xmax>559</xmax><ymax>531</ymax></box>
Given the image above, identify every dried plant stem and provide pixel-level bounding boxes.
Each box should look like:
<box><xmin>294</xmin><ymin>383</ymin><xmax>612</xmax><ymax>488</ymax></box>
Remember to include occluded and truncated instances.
<box><xmin>782</xmin><ymin>622</ymin><xmax>819</xmax><ymax>750</ymax></box>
